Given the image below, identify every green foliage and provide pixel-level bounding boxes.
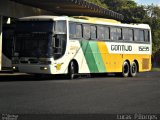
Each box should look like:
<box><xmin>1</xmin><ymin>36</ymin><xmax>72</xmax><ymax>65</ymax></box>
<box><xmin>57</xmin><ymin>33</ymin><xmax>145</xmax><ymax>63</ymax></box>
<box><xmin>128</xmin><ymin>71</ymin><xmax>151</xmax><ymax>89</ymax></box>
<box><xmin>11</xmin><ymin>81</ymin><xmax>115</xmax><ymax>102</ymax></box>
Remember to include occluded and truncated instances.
<box><xmin>144</xmin><ymin>5</ymin><xmax>160</xmax><ymax>53</ymax></box>
<box><xmin>86</xmin><ymin>0</ymin><xmax>160</xmax><ymax>54</ymax></box>
<box><xmin>86</xmin><ymin>0</ymin><xmax>107</xmax><ymax>8</ymax></box>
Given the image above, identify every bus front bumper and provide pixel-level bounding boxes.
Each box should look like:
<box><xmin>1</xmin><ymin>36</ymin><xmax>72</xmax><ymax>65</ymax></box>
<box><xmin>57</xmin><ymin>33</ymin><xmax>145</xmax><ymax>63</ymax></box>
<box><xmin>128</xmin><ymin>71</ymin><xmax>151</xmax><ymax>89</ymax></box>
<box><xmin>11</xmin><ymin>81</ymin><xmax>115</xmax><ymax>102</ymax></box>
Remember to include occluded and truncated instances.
<box><xmin>12</xmin><ymin>64</ymin><xmax>54</xmax><ymax>74</ymax></box>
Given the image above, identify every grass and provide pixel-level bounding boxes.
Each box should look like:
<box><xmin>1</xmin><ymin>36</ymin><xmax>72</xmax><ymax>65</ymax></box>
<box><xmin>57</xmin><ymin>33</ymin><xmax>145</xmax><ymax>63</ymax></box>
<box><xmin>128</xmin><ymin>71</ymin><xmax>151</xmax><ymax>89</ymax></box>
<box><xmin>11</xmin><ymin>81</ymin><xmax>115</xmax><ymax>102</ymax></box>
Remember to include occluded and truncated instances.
<box><xmin>152</xmin><ymin>67</ymin><xmax>160</xmax><ymax>71</ymax></box>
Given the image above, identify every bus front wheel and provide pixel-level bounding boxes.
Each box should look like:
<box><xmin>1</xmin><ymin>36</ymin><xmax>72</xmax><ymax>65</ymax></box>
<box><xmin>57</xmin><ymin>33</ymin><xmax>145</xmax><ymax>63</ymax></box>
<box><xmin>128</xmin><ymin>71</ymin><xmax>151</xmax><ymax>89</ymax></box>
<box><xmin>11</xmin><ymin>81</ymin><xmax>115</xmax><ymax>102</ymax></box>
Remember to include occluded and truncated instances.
<box><xmin>130</xmin><ymin>61</ymin><xmax>137</xmax><ymax>77</ymax></box>
<box><xmin>122</xmin><ymin>61</ymin><xmax>130</xmax><ymax>77</ymax></box>
<box><xmin>68</xmin><ymin>61</ymin><xmax>76</xmax><ymax>79</ymax></box>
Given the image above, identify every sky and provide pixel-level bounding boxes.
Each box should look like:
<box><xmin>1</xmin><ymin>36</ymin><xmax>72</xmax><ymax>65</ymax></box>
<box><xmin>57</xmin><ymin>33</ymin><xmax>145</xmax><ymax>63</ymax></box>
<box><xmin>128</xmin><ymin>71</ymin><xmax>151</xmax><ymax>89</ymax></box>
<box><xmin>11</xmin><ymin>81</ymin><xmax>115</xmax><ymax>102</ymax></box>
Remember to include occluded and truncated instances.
<box><xmin>135</xmin><ymin>0</ymin><xmax>160</xmax><ymax>6</ymax></box>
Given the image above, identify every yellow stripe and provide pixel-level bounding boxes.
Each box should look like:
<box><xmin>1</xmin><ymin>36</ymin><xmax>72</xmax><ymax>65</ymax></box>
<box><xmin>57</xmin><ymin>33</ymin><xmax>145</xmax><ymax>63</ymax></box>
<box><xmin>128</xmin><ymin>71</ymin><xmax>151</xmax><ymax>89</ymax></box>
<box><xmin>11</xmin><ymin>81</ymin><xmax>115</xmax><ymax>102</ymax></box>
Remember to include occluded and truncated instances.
<box><xmin>97</xmin><ymin>42</ymin><xmax>151</xmax><ymax>72</ymax></box>
<box><xmin>97</xmin><ymin>42</ymin><xmax>108</xmax><ymax>72</ymax></box>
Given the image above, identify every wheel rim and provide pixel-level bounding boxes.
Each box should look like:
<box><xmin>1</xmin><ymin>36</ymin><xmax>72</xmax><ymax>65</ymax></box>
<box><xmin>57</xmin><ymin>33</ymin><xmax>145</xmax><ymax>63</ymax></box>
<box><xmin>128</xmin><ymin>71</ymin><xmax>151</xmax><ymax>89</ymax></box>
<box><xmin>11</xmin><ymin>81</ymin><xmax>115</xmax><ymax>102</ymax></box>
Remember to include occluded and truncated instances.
<box><xmin>70</xmin><ymin>62</ymin><xmax>74</xmax><ymax>74</ymax></box>
<box><xmin>69</xmin><ymin>62</ymin><xmax>75</xmax><ymax>79</ymax></box>
<box><xmin>124</xmin><ymin>64</ymin><xmax>129</xmax><ymax>74</ymax></box>
<box><xmin>131</xmin><ymin>62</ymin><xmax>137</xmax><ymax>76</ymax></box>
<box><xmin>123</xmin><ymin>62</ymin><xmax>129</xmax><ymax>77</ymax></box>
<box><xmin>132</xmin><ymin>63</ymin><xmax>137</xmax><ymax>74</ymax></box>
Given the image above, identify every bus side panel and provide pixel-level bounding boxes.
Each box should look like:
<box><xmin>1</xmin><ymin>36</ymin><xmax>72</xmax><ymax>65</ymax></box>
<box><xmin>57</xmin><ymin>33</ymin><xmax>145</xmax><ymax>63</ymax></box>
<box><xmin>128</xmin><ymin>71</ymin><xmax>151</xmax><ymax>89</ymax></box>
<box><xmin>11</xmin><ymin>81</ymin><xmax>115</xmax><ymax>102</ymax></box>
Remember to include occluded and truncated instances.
<box><xmin>79</xmin><ymin>40</ymin><xmax>106</xmax><ymax>73</ymax></box>
<box><xmin>97</xmin><ymin>41</ymin><xmax>123</xmax><ymax>72</ymax></box>
<box><xmin>69</xmin><ymin>40</ymin><xmax>90</xmax><ymax>74</ymax></box>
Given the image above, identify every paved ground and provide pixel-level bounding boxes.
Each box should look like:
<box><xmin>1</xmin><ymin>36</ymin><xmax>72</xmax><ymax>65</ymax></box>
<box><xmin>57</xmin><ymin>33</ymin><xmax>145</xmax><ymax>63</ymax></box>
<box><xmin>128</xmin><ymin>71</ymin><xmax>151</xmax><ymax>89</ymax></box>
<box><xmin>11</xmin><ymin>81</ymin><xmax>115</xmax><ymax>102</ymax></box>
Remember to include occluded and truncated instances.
<box><xmin>0</xmin><ymin>71</ymin><xmax>160</xmax><ymax>115</ymax></box>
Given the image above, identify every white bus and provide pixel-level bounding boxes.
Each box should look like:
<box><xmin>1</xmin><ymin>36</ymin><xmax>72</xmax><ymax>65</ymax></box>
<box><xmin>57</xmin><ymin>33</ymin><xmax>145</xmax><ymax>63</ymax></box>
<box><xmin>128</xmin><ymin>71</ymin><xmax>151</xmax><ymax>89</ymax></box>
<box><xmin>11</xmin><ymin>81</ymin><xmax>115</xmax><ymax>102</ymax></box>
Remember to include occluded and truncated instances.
<box><xmin>12</xmin><ymin>16</ymin><xmax>152</xmax><ymax>79</ymax></box>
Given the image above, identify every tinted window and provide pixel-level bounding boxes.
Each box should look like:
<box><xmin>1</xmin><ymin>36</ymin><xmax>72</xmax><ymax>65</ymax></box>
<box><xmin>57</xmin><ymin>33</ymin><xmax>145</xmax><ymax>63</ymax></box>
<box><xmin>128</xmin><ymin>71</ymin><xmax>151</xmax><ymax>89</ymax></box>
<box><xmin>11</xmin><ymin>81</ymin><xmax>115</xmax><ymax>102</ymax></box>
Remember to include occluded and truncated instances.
<box><xmin>111</xmin><ymin>27</ymin><xmax>117</xmax><ymax>40</ymax></box>
<box><xmin>16</xmin><ymin>21</ymin><xmax>54</xmax><ymax>33</ymax></box>
<box><xmin>123</xmin><ymin>28</ymin><xmax>129</xmax><ymax>40</ymax></box>
<box><xmin>83</xmin><ymin>24</ymin><xmax>90</xmax><ymax>40</ymax></box>
<box><xmin>76</xmin><ymin>24</ymin><xmax>82</xmax><ymax>38</ymax></box>
<box><xmin>97</xmin><ymin>26</ymin><xmax>110</xmax><ymax>40</ymax></box>
<box><xmin>56</xmin><ymin>21</ymin><xmax>66</xmax><ymax>33</ymax></box>
<box><xmin>91</xmin><ymin>26</ymin><xmax>97</xmax><ymax>39</ymax></box>
<box><xmin>134</xmin><ymin>29</ymin><xmax>139</xmax><ymax>41</ymax></box>
<box><xmin>123</xmin><ymin>28</ymin><xmax>133</xmax><ymax>41</ymax></box>
<box><xmin>144</xmin><ymin>30</ymin><xmax>150</xmax><ymax>42</ymax></box>
<box><xmin>69</xmin><ymin>22</ymin><xmax>76</xmax><ymax>38</ymax></box>
<box><xmin>97</xmin><ymin>26</ymin><xmax>105</xmax><ymax>40</ymax></box>
<box><xmin>111</xmin><ymin>27</ymin><xmax>122</xmax><ymax>41</ymax></box>
<box><xmin>104</xmin><ymin>27</ymin><xmax>110</xmax><ymax>40</ymax></box>
<box><xmin>128</xmin><ymin>29</ymin><xmax>133</xmax><ymax>41</ymax></box>
<box><xmin>117</xmin><ymin>28</ymin><xmax>122</xmax><ymax>40</ymax></box>
<box><xmin>139</xmin><ymin>30</ymin><xmax>144</xmax><ymax>42</ymax></box>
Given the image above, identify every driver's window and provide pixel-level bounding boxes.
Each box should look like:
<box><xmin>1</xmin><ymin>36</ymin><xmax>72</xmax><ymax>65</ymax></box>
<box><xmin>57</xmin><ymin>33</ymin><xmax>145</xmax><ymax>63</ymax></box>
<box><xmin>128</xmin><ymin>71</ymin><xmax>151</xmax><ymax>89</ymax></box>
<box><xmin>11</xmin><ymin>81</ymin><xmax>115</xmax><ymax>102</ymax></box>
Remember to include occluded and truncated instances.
<box><xmin>55</xmin><ymin>21</ymin><xmax>66</xmax><ymax>33</ymax></box>
<box><xmin>53</xmin><ymin>21</ymin><xmax>67</xmax><ymax>59</ymax></box>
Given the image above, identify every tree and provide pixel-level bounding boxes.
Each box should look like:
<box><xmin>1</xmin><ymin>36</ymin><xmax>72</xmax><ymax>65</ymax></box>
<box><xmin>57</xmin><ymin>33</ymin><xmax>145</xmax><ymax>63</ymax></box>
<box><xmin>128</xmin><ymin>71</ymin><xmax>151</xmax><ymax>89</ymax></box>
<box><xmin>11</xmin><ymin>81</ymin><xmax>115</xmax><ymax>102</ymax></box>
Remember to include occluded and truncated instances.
<box><xmin>87</xmin><ymin>0</ymin><xmax>107</xmax><ymax>8</ymax></box>
<box><xmin>143</xmin><ymin>5</ymin><xmax>160</xmax><ymax>53</ymax></box>
<box><xmin>87</xmin><ymin>0</ymin><xmax>160</xmax><ymax>53</ymax></box>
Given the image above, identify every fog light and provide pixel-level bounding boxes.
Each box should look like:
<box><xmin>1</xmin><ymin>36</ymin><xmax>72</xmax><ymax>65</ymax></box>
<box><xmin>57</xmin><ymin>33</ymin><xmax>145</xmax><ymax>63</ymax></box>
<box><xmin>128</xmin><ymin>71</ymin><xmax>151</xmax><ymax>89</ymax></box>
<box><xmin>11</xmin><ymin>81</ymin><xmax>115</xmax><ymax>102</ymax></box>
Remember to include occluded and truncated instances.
<box><xmin>13</xmin><ymin>66</ymin><xmax>16</xmax><ymax>70</ymax></box>
<box><xmin>44</xmin><ymin>67</ymin><xmax>48</xmax><ymax>70</ymax></box>
<box><xmin>40</xmin><ymin>67</ymin><xmax>48</xmax><ymax>70</ymax></box>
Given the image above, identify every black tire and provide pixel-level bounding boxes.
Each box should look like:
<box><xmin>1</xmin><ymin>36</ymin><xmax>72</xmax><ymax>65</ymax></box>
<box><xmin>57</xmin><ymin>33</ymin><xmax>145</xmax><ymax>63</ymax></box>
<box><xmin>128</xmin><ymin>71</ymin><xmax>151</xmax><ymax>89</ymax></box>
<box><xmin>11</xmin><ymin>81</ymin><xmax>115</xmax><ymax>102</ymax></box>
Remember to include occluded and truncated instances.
<box><xmin>130</xmin><ymin>61</ymin><xmax>137</xmax><ymax>77</ymax></box>
<box><xmin>68</xmin><ymin>61</ymin><xmax>76</xmax><ymax>79</ymax></box>
<box><xmin>122</xmin><ymin>61</ymin><xmax>130</xmax><ymax>77</ymax></box>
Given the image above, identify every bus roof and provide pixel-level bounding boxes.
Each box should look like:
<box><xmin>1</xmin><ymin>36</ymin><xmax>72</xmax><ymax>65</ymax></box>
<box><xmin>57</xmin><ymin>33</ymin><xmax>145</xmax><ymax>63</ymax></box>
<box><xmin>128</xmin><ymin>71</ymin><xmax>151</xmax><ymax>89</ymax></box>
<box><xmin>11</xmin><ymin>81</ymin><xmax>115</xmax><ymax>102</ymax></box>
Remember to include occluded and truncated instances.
<box><xmin>72</xmin><ymin>16</ymin><xmax>121</xmax><ymax>24</ymax></box>
<box><xmin>19</xmin><ymin>16</ymin><xmax>68</xmax><ymax>21</ymax></box>
<box><xmin>19</xmin><ymin>15</ymin><xmax>150</xmax><ymax>30</ymax></box>
<box><xmin>69</xmin><ymin>16</ymin><xmax>150</xmax><ymax>29</ymax></box>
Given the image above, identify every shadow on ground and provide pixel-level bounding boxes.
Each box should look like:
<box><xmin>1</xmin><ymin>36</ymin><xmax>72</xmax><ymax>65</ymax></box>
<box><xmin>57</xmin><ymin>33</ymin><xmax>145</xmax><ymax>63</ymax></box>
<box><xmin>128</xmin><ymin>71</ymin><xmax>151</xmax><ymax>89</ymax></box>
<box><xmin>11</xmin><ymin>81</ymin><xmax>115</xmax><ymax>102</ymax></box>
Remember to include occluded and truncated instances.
<box><xmin>0</xmin><ymin>72</ymin><xmax>126</xmax><ymax>82</ymax></box>
<box><xmin>0</xmin><ymin>71</ymin><xmax>157</xmax><ymax>82</ymax></box>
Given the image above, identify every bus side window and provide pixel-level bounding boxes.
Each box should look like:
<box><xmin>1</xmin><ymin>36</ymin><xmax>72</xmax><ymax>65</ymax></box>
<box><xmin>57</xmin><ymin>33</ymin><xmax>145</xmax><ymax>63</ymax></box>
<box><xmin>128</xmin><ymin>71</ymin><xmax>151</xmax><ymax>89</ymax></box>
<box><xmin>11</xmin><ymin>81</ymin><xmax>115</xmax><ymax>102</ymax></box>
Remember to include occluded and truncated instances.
<box><xmin>110</xmin><ymin>27</ymin><xmax>117</xmax><ymax>41</ymax></box>
<box><xmin>76</xmin><ymin>24</ymin><xmax>82</xmax><ymax>38</ymax></box>
<box><xmin>117</xmin><ymin>28</ymin><xmax>122</xmax><ymax>40</ymax></box>
<box><xmin>83</xmin><ymin>24</ymin><xmax>91</xmax><ymax>40</ymax></box>
<box><xmin>91</xmin><ymin>26</ymin><xmax>97</xmax><ymax>40</ymax></box>
<box><xmin>123</xmin><ymin>28</ymin><xmax>129</xmax><ymax>41</ymax></box>
<box><xmin>97</xmin><ymin>26</ymin><xmax>105</xmax><ymax>40</ymax></box>
<box><xmin>139</xmin><ymin>30</ymin><xmax>145</xmax><ymax>42</ymax></box>
<box><xmin>134</xmin><ymin>29</ymin><xmax>139</xmax><ymax>41</ymax></box>
<box><xmin>104</xmin><ymin>27</ymin><xmax>110</xmax><ymax>40</ymax></box>
<box><xmin>69</xmin><ymin>22</ymin><xmax>76</xmax><ymax>38</ymax></box>
<box><xmin>128</xmin><ymin>29</ymin><xmax>133</xmax><ymax>41</ymax></box>
<box><xmin>123</xmin><ymin>28</ymin><xmax>133</xmax><ymax>41</ymax></box>
<box><xmin>144</xmin><ymin>30</ymin><xmax>150</xmax><ymax>42</ymax></box>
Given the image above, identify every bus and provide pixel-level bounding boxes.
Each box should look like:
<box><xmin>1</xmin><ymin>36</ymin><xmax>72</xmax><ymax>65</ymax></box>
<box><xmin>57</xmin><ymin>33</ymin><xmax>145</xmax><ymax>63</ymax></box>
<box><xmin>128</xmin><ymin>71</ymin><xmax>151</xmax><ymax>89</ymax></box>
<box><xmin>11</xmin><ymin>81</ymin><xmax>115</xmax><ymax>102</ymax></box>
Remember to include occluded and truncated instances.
<box><xmin>12</xmin><ymin>16</ymin><xmax>152</xmax><ymax>79</ymax></box>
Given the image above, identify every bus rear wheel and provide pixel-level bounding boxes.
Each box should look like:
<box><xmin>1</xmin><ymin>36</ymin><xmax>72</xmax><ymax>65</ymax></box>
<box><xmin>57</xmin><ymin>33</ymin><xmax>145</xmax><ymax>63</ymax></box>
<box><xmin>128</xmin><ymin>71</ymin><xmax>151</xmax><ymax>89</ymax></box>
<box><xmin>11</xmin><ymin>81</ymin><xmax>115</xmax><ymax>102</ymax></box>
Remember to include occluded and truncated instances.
<box><xmin>130</xmin><ymin>61</ymin><xmax>137</xmax><ymax>77</ymax></box>
<box><xmin>122</xmin><ymin>61</ymin><xmax>130</xmax><ymax>77</ymax></box>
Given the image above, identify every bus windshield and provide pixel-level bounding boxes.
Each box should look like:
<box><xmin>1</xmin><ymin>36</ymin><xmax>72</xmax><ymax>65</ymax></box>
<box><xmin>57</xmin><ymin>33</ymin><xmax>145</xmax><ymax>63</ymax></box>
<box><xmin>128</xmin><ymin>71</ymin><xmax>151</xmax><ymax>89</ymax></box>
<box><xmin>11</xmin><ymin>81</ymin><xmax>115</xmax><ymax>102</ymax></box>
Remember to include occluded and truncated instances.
<box><xmin>16</xmin><ymin>21</ymin><xmax>54</xmax><ymax>33</ymax></box>
<box><xmin>14</xmin><ymin>21</ymin><xmax>54</xmax><ymax>57</ymax></box>
<box><xmin>14</xmin><ymin>20</ymin><xmax>67</xmax><ymax>58</ymax></box>
<box><xmin>15</xmin><ymin>33</ymin><xmax>53</xmax><ymax>57</ymax></box>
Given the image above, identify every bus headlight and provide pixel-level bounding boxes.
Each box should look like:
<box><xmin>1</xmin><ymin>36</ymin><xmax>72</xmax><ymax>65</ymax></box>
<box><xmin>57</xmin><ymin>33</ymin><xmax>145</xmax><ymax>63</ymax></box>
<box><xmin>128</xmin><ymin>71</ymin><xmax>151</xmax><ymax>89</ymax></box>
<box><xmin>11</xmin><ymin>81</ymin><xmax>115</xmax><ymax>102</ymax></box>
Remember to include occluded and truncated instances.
<box><xmin>40</xmin><ymin>67</ymin><xmax>48</xmax><ymax>70</ymax></box>
<box><xmin>12</xmin><ymin>66</ymin><xmax>19</xmax><ymax>71</ymax></box>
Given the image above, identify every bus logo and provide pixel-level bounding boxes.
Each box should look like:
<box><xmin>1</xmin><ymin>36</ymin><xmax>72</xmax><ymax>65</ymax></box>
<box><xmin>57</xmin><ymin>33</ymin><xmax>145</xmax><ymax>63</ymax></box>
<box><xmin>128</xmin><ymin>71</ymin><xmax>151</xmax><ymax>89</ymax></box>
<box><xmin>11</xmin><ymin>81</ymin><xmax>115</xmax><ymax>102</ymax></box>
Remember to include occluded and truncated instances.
<box><xmin>111</xmin><ymin>45</ymin><xmax>132</xmax><ymax>51</ymax></box>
